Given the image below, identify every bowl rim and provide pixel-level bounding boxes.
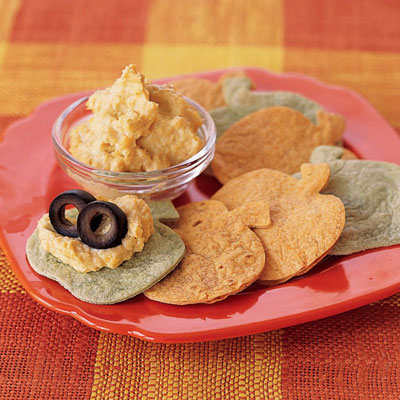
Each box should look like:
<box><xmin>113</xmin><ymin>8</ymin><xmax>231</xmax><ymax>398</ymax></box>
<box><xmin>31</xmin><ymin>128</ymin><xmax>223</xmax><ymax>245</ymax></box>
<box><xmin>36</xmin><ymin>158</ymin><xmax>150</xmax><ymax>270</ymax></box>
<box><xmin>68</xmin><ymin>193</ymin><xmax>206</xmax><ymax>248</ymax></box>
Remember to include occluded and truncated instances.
<box><xmin>52</xmin><ymin>94</ymin><xmax>216</xmax><ymax>179</ymax></box>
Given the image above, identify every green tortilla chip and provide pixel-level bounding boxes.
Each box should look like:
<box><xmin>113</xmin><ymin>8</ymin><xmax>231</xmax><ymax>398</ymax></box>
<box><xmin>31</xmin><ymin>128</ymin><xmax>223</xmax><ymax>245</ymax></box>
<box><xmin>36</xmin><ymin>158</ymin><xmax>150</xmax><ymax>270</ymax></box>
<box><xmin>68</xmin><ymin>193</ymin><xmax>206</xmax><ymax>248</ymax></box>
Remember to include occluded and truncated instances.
<box><xmin>223</xmin><ymin>76</ymin><xmax>322</xmax><ymax>124</ymax></box>
<box><xmin>147</xmin><ymin>199</ymin><xmax>179</xmax><ymax>222</ymax></box>
<box><xmin>210</xmin><ymin>106</ymin><xmax>243</xmax><ymax>141</ymax></box>
<box><xmin>206</xmin><ymin>108</ymin><xmax>242</xmax><ymax>175</ymax></box>
<box><xmin>310</xmin><ymin>145</ymin><xmax>346</xmax><ymax>163</ymax></box>
<box><xmin>307</xmin><ymin>146</ymin><xmax>400</xmax><ymax>255</ymax></box>
<box><xmin>208</xmin><ymin>76</ymin><xmax>324</xmax><ymax>150</ymax></box>
<box><xmin>26</xmin><ymin>221</ymin><xmax>185</xmax><ymax>304</ymax></box>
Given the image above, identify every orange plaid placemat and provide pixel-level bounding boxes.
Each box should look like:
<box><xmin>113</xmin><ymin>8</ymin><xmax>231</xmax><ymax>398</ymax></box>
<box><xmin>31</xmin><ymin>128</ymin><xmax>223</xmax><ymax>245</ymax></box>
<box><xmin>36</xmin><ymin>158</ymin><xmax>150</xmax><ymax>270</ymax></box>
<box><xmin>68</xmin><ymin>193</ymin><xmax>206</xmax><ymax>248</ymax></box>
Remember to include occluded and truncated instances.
<box><xmin>1</xmin><ymin>1</ymin><xmax>399</xmax><ymax>399</ymax></box>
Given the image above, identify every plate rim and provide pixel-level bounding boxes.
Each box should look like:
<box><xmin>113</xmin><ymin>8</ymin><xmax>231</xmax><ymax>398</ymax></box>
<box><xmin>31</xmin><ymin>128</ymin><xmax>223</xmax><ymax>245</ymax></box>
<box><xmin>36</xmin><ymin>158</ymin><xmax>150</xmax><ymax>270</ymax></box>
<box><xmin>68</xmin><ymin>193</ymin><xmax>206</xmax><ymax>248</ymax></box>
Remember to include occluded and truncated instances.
<box><xmin>0</xmin><ymin>67</ymin><xmax>399</xmax><ymax>343</ymax></box>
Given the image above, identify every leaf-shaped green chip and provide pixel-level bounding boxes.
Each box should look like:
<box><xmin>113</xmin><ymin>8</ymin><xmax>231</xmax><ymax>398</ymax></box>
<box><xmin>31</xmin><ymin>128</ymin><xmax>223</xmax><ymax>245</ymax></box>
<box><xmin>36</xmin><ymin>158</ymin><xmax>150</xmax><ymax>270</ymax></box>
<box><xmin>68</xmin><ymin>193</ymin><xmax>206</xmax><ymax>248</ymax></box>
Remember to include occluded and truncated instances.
<box><xmin>147</xmin><ymin>199</ymin><xmax>179</xmax><ymax>223</ymax></box>
<box><xmin>26</xmin><ymin>221</ymin><xmax>185</xmax><ymax>304</ymax></box>
<box><xmin>223</xmin><ymin>76</ymin><xmax>322</xmax><ymax>124</ymax></box>
<box><xmin>26</xmin><ymin>199</ymin><xmax>185</xmax><ymax>304</ymax></box>
<box><xmin>308</xmin><ymin>146</ymin><xmax>400</xmax><ymax>255</ymax></box>
<box><xmin>210</xmin><ymin>107</ymin><xmax>243</xmax><ymax>141</ymax></box>
<box><xmin>309</xmin><ymin>145</ymin><xmax>346</xmax><ymax>163</ymax></box>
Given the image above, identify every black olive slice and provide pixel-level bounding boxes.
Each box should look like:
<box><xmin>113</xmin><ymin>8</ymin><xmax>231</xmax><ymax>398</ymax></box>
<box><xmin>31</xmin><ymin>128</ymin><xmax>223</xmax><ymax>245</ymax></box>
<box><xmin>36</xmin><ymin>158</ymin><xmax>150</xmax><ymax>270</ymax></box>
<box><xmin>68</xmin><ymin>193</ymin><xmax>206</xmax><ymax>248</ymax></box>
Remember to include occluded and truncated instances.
<box><xmin>77</xmin><ymin>201</ymin><xmax>128</xmax><ymax>249</ymax></box>
<box><xmin>49</xmin><ymin>190</ymin><xmax>97</xmax><ymax>237</ymax></box>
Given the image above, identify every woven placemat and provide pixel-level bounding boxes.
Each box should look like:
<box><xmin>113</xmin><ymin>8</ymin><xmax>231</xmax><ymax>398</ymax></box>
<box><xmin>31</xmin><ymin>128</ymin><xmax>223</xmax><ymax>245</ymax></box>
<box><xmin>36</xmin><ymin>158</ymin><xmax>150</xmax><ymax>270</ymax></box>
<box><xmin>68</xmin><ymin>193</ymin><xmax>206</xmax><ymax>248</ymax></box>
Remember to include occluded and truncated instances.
<box><xmin>1</xmin><ymin>246</ymin><xmax>399</xmax><ymax>399</ymax></box>
<box><xmin>1</xmin><ymin>0</ymin><xmax>400</xmax><ymax>398</ymax></box>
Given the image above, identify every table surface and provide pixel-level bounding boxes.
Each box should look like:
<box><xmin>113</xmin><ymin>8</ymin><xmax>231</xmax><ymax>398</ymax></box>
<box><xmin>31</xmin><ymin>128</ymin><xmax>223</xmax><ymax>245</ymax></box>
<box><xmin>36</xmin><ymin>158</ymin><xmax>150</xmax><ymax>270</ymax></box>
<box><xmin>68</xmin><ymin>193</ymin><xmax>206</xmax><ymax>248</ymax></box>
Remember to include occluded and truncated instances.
<box><xmin>1</xmin><ymin>1</ymin><xmax>399</xmax><ymax>399</ymax></box>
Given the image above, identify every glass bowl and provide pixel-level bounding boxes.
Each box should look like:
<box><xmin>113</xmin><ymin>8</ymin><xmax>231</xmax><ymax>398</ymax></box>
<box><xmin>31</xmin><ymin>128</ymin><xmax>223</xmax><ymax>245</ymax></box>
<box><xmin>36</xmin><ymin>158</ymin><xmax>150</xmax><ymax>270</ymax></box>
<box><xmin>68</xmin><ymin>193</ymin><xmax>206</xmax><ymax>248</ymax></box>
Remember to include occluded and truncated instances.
<box><xmin>52</xmin><ymin>95</ymin><xmax>216</xmax><ymax>200</ymax></box>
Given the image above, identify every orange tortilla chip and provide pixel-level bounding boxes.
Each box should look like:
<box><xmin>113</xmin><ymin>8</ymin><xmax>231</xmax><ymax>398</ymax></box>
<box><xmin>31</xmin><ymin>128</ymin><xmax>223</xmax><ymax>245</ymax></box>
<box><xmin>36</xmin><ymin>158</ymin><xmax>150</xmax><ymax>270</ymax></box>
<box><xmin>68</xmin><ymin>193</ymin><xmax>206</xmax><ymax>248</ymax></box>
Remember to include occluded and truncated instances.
<box><xmin>144</xmin><ymin>200</ymin><xmax>265</xmax><ymax>304</ymax></box>
<box><xmin>341</xmin><ymin>148</ymin><xmax>358</xmax><ymax>160</ymax></box>
<box><xmin>211</xmin><ymin>163</ymin><xmax>345</xmax><ymax>285</ymax></box>
<box><xmin>231</xmin><ymin>200</ymin><xmax>271</xmax><ymax>228</ymax></box>
<box><xmin>212</xmin><ymin>106</ymin><xmax>345</xmax><ymax>184</ymax></box>
<box><xmin>170</xmin><ymin>71</ymin><xmax>252</xmax><ymax>110</ymax></box>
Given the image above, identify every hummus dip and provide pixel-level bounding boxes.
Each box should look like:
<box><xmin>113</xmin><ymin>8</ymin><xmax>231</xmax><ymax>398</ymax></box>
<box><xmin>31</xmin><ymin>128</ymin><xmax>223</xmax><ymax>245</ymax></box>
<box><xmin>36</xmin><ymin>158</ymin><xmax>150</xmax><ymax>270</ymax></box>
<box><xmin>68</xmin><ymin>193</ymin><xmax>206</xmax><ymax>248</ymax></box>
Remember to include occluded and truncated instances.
<box><xmin>69</xmin><ymin>64</ymin><xmax>204</xmax><ymax>172</ymax></box>
<box><xmin>37</xmin><ymin>195</ymin><xmax>154</xmax><ymax>273</ymax></box>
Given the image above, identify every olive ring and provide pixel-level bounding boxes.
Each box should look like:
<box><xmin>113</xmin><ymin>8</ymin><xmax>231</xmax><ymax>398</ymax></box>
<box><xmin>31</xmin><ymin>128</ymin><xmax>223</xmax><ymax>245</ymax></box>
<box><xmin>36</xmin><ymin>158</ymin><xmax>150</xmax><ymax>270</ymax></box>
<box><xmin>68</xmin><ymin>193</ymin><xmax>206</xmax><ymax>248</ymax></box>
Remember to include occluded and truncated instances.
<box><xmin>77</xmin><ymin>201</ymin><xmax>128</xmax><ymax>249</ymax></box>
<box><xmin>49</xmin><ymin>190</ymin><xmax>97</xmax><ymax>238</ymax></box>
<box><xmin>49</xmin><ymin>190</ymin><xmax>128</xmax><ymax>249</ymax></box>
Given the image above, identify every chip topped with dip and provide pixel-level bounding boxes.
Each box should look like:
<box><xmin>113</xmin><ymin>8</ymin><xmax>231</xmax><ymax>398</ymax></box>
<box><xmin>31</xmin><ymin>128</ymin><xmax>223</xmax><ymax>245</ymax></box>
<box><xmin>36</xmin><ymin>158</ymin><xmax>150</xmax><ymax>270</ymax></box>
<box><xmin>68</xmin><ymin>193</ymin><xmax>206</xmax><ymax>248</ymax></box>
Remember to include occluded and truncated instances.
<box><xmin>26</xmin><ymin>191</ymin><xmax>186</xmax><ymax>304</ymax></box>
<box><xmin>37</xmin><ymin>194</ymin><xmax>154</xmax><ymax>273</ymax></box>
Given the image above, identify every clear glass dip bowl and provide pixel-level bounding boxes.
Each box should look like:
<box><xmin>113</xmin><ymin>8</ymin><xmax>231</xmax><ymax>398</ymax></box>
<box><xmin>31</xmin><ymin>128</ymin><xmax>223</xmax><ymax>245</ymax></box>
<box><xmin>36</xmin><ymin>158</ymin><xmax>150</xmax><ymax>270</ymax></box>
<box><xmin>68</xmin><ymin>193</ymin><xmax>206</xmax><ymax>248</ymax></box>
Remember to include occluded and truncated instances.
<box><xmin>52</xmin><ymin>95</ymin><xmax>216</xmax><ymax>200</ymax></box>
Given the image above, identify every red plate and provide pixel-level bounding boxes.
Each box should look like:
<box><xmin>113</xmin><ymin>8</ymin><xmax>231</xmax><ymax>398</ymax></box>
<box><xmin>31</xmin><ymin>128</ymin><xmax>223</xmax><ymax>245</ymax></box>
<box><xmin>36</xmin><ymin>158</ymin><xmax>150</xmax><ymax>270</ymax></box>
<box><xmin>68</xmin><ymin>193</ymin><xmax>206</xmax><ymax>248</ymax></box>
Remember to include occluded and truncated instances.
<box><xmin>0</xmin><ymin>68</ymin><xmax>399</xmax><ymax>343</ymax></box>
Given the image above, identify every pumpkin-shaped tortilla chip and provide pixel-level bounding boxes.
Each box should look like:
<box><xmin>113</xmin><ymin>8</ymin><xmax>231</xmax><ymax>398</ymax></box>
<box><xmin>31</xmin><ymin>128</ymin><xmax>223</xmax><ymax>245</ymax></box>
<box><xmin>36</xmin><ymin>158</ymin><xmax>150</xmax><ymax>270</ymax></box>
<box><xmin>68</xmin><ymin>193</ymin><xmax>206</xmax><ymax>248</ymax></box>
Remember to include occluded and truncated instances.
<box><xmin>212</xmin><ymin>106</ymin><xmax>345</xmax><ymax>184</ymax></box>
<box><xmin>170</xmin><ymin>71</ymin><xmax>252</xmax><ymax>111</ymax></box>
<box><xmin>144</xmin><ymin>200</ymin><xmax>265</xmax><ymax>304</ymax></box>
<box><xmin>210</xmin><ymin>77</ymin><xmax>326</xmax><ymax>144</ymax></box>
<box><xmin>231</xmin><ymin>201</ymin><xmax>272</xmax><ymax>229</ymax></box>
<box><xmin>341</xmin><ymin>148</ymin><xmax>358</xmax><ymax>160</ymax></box>
<box><xmin>212</xmin><ymin>164</ymin><xmax>345</xmax><ymax>285</ymax></box>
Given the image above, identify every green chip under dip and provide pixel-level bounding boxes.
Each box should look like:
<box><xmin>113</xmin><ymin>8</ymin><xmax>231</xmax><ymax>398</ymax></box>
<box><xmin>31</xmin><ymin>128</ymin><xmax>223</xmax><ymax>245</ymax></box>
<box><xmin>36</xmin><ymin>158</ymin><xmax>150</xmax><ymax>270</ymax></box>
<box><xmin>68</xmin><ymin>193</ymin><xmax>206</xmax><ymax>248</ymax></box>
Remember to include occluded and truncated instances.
<box><xmin>26</xmin><ymin>201</ymin><xmax>185</xmax><ymax>304</ymax></box>
<box><xmin>308</xmin><ymin>145</ymin><xmax>400</xmax><ymax>255</ymax></box>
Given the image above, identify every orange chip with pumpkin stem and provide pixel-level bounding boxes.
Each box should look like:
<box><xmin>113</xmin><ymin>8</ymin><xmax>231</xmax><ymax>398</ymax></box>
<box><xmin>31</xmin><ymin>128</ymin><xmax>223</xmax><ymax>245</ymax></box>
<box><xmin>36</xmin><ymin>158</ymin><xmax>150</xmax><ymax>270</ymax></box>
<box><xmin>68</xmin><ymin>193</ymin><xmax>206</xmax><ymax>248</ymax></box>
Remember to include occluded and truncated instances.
<box><xmin>144</xmin><ymin>200</ymin><xmax>265</xmax><ymax>304</ymax></box>
<box><xmin>211</xmin><ymin>163</ymin><xmax>345</xmax><ymax>285</ymax></box>
<box><xmin>231</xmin><ymin>201</ymin><xmax>271</xmax><ymax>229</ymax></box>
<box><xmin>211</xmin><ymin>106</ymin><xmax>345</xmax><ymax>184</ymax></box>
<box><xmin>170</xmin><ymin>70</ymin><xmax>252</xmax><ymax>111</ymax></box>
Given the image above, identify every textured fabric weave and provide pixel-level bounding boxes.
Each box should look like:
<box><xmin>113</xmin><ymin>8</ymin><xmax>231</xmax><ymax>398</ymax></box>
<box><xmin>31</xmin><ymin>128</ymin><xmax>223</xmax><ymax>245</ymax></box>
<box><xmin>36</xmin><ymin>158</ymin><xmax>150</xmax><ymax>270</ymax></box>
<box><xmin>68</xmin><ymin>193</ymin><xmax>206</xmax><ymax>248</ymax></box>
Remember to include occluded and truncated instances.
<box><xmin>0</xmin><ymin>1</ymin><xmax>399</xmax><ymax>399</ymax></box>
